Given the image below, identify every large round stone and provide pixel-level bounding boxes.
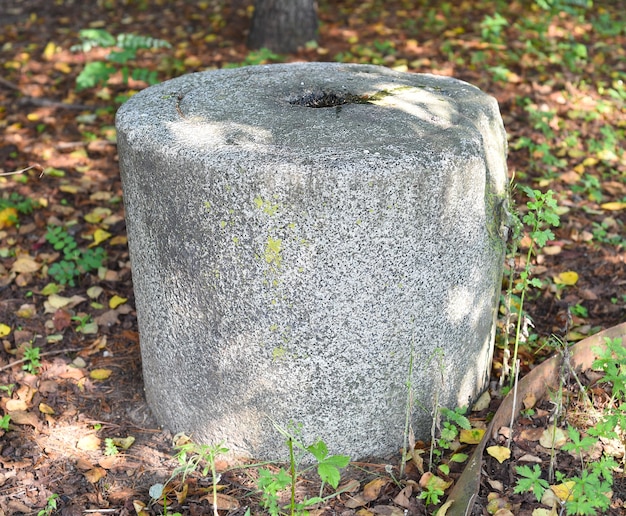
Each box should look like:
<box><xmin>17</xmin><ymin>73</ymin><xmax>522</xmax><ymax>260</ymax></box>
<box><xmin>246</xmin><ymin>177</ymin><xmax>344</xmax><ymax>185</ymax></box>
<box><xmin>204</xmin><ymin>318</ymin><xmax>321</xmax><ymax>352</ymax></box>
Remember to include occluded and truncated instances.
<box><xmin>116</xmin><ymin>62</ymin><xmax>508</xmax><ymax>460</ymax></box>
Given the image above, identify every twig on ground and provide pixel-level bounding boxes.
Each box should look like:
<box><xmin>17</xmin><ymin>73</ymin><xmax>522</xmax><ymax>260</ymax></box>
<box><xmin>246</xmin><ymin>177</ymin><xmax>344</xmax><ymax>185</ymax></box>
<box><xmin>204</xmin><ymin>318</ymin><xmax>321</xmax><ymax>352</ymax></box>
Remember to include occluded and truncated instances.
<box><xmin>0</xmin><ymin>164</ymin><xmax>45</xmax><ymax>177</ymax></box>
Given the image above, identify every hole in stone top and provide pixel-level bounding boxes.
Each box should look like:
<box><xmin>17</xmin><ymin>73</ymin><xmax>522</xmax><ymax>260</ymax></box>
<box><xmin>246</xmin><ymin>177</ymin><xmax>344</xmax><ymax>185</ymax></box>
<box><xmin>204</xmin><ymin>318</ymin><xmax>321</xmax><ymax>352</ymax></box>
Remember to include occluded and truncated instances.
<box><xmin>289</xmin><ymin>91</ymin><xmax>371</xmax><ymax>108</ymax></box>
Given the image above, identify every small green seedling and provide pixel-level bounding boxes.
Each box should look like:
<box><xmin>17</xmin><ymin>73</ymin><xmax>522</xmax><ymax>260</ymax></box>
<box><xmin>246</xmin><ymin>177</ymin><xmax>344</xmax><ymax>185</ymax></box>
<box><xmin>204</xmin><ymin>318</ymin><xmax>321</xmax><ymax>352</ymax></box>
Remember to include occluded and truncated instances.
<box><xmin>0</xmin><ymin>414</ymin><xmax>10</xmax><ymax>431</ymax></box>
<box><xmin>514</xmin><ymin>464</ymin><xmax>549</xmax><ymax>502</ymax></box>
<box><xmin>22</xmin><ymin>346</ymin><xmax>42</xmax><ymax>374</ymax></box>
<box><xmin>37</xmin><ymin>494</ymin><xmax>59</xmax><ymax>516</ymax></box>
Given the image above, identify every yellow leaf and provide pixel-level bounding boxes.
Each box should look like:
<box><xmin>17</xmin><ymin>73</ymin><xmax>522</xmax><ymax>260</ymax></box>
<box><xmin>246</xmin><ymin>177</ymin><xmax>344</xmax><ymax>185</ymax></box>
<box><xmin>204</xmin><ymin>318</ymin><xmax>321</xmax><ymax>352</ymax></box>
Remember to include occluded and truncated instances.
<box><xmin>554</xmin><ymin>271</ymin><xmax>578</xmax><ymax>286</ymax></box>
<box><xmin>110</xmin><ymin>235</ymin><xmax>128</xmax><ymax>246</ymax></box>
<box><xmin>550</xmin><ymin>481</ymin><xmax>575</xmax><ymax>502</ymax></box>
<box><xmin>42</xmin><ymin>41</ymin><xmax>57</xmax><ymax>60</ymax></box>
<box><xmin>0</xmin><ymin>323</ymin><xmax>10</xmax><ymax>337</ymax></box>
<box><xmin>53</xmin><ymin>61</ymin><xmax>71</xmax><ymax>74</ymax></box>
<box><xmin>90</xmin><ymin>228</ymin><xmax>112</xmax><ymax>247</ymax></box>
<box><xmin>109</xmin><ymin>295</ymin><xmax>127</xmax><ymax>309</ymax></box>
<box><xmin>11</xmin><ymin>256</ymin><xmax>41</xmax><ymax>273</ymax></box>
<box><xmin>77</xmin><ymin>434</ymin><xmax>101</xmax><ymax>451</ymax></box>
<box><xmin>112</xmin><ymin>435</ymin><xmax>135</xmax><ymax>450</ymax></box>
<box><xmin>459</xmin><ymin>428</ymin><xmax>485</xmax><ymax>444</ymax></box>
<box><xmin>84</xmin><ymin>207</ymin><xmax>112</xmax><ymax>224</ymax></box>
<box><xmin>90</xmin><ymin>368</ymin><xmax>112</xmax><ymax>380</ymax></box>
<box><xmin>600</xmin><ymin>202</ymin><xmax>626</xmax><ymax>211</ymax></box>
<box><xmin>486</xmin><ymin>445</ymin><xmax>511</xmax><ymax>464</ymax></box>
<box><xmin>38</xmin><ymin>403</ymin><xmax>55</xmax><ymax>415</ymax></box>
<box><xmin>59</xmin><ymin>184</ymin><xmax>79</xmax><ymax>194</ymax></box>
<box><xmin>0</xmin><ymin>207</ymin><xmax>18</xmax><ymax>228</ymax></box>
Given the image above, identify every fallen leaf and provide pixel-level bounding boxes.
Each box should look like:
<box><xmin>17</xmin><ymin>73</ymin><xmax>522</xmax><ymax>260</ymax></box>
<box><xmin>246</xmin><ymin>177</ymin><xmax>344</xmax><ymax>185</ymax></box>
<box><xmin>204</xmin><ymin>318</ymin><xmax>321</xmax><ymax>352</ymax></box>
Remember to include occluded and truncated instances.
<box><xmin>600</xmin><ymin>202</ymin><xmax>626</xmax><ymax>211</ymax></box>
<box><xmin>523</xmin><ymin>392</ymin><xmax>537</xmax><ymax>410</ymax></box>
<box><xmin>6</xmin><ymin>399</ymin><xmax>29</xmax><ymax>411</ymax></box>
<box><xmin>84</xmin><ymin>207</ymin><xmax>112</xmax><ymax>223</ymax></box>
<box><xmin>8</xmin><ymin>410</ymin><xmax>39</xmax><ymax>427</ymax></box>
<box><xmin>363</xmin><ymin>477</ymin><xmax>390</xmax><ymax>501</ymax></box>
<box><xmin>459</xmin><ymin>428</ymin><xmax>485</xmax><ymax>444</ymax></box>
<box><xmin>0</xmin><ymin>207</ymin><xmax>18</xmax><ymax>229</ymax></box>
<box><xmin>99</xmin><ymin>455</ymin><xmax>118</xmax><ymax>469</ymax></box>
<box><xmin>0</xmin><ymin>323</ymin><xmax>10</xmax><ymax>337</ymax></box>
<box><xmin>38</xmin><ymin>402</ymin><xmax>55</xmax><ymax>415</ymax></box>
<box><xmin>109</xmin><ymin>295</ymin><xmax>127</xmax><ymax>309</ymax></box>
<box><xmin>87</xmin><ymin>286</ymin><xmax>104</xmax><ymax>299</ymax></box>
<box><xmin>111</xmin><ymin>435</ymin><xmax>135</xmax><ymax>450</ymax></box>
<box><xmin>77</xmin><ymin>434</ymin><xmax>101</xmax><ymax>451</ymax></box>
<box><xmin>345</xmin><ymin>494</ymin><xmax>368</xmax><ymax>509</ymax></box>
<box><xmin>15</xmin><ymin>304</ymin><xmax>36</xmax><ymax>318</ymax></box>
<box><xmin>200</xmin><ymin>492</ymin><xmax>240</xmax><ymax>510</ymax></box>
<box><xmin>11</xmin><ymin>256</ymin><xmax>41</xmax><ymax>273</ymax></box>
<box><xmin>554</xmin><ymin>271</ymin><xmax>578</xmax><ymax>286</ymax></box>
<box><xmin>110</xmin><ymin>235</ymin><xmax>128</xmax><ymax>246</ymax></box>
<box><xmin>550</xmin><ymin>481</ymin><xmax>575</xmax><ymax>502</ymax></box>
<box><xmin>540</xmin><ymin>426</ymin><xmax>567</xmax><ymax>449</ymax></box>
<box><xmin>90</xmin><ymin>228</ymin><xmax>112</xmax><ymax>246</ymax></box>
<box><xmin>486</xmin><ymin>446</ymin><xmax>511</xmax><ymax>464</ymax></box>
<box><xmin>84</xmin><ymin>467</ymin><xmax>107</xmax><ymax>483</ymax></box>
<box><xmin>392</xmin><ymin>485</ymin><xmax>412</xmax><ymax>508</ymax></box>
<box><xmin>419</xmin><ymin>472</ymin><xmax>452</xmax><ymax>491</ymax></box>
<box><xmin>90</xmin><ymin>368</ymin><xmax>112</xmax><ymax>380</ymax></box>
<box><xmin>53</xmin><ymin>309</ymin><xmax>73</xmax><ymax>331</ymax></box>
<box><xmin>437</xmin><ymin>499</ymin><xmax>454</xmax><ymax>516</ymax></box>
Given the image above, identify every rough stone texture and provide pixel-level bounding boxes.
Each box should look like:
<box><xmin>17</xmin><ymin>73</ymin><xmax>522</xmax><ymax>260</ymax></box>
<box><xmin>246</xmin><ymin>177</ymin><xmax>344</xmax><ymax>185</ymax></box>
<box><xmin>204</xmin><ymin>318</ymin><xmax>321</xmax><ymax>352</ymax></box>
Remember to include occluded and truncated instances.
<box><xmin>116</xmin><ymin>63</ymin><xmax>508</xmax><ymax>460</ymax></box>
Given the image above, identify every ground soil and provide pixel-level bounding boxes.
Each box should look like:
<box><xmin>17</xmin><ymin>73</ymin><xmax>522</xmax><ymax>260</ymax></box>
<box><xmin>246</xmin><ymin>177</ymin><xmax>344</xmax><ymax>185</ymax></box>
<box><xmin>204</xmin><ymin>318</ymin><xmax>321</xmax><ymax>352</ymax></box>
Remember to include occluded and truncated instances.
<box><xmin>0</xmin><ymin>1</ymin><xmax>625</xmax><ymax>515</ymax></box>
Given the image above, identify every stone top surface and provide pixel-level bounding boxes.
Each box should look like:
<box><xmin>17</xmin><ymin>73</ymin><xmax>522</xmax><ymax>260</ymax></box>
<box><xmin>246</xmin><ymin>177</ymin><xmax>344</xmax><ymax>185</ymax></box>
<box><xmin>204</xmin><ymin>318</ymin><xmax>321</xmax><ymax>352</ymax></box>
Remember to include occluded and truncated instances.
<box><xmin>116</xmin><ymin>63</ymin><xmax>505</xmax><ymax>173</ymax></box>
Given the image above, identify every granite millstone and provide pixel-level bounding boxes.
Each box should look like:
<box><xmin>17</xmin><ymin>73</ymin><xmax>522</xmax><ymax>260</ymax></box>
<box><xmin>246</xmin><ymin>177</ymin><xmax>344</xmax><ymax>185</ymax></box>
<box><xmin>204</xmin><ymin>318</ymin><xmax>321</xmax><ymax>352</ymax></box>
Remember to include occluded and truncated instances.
<box><xmin>115</xmin><ymin>62</ymin><xmax>508</xmax><ymax>460</ymax></box>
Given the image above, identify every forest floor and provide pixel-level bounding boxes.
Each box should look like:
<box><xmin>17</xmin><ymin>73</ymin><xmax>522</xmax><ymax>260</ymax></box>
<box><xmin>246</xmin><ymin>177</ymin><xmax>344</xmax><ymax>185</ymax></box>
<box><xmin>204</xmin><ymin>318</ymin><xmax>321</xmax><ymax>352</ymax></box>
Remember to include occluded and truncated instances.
<box><xmin>0</xmin><ymin>1</ymin><xmax>625</xmax><ymax>515</ymax></box>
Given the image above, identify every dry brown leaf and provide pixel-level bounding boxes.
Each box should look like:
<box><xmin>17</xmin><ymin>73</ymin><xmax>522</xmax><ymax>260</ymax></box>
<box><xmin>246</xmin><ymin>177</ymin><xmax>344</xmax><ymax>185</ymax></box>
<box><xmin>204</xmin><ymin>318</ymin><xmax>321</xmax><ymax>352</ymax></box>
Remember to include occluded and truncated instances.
<box><xmin>6</xmin><ymin>399</ymin><xmax>29</xmax><ymax>411</ymax></box>
<box><xmin>11</xmin><ymin>256</ymin><xmax>41</xmax><ymax>273</ymax></box>
<box><xmin>345</xmin><ymin>493</ymin><xmax>369</xmax><ymax>509</ymax></box>
<box><xmin>392</xmin><ymin>485</ymin><xmax>412</xmax><ymax>508</ymax></box>
<box><xmin>84</xmin><ymin>467</ymin><xmax>107</xmax><ymax>483</ymax></box>
<box><xmin>99</xmin><ymin>456</ymin><xmax>118</xmax><ymax>469</ymax></box>
<box><xmin>338</xmin><ymin>479</ymin><xmax>361</xmax><ymax>493</ymax></box>
<box><xmin>363</xmin><ymin>477</ymin><xmax>390</xmax><ymax>501</ymax></box>
<box><xmin>8</xmin><ymin>410</ymin><xmax>39</xmax><ymax>427</ymax></box>
<box><xmin>200</xmin><ymin>492</ymin><xmax>240</xmax><ymax>510</ymax></box>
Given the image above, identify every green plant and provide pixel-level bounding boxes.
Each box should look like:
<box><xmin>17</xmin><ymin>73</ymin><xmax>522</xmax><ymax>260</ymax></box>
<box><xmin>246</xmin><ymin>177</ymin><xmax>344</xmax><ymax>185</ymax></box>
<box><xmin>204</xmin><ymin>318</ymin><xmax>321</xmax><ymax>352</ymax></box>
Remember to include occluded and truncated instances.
<box><xmin>104</xmin><ymin>438</ymin><xmax>119</xmax><ymax>456</ymax></box>
<box><xmin>150</xmin><ymin>435</ymin><xmax>228</xmax><ymax>516</ymax></box>
<box><xmin>37</xmin><ymin>493</ymin><xmax>59</xmax><ymax>516</ymax></box>
<box><xmin>0</xmin><ymin>383</ymin><xmax>15</xmax><ymax>396</ymax></box>
<box><xmin>592</xmin><ymin>337</ymin><xmax>626</xmax><ymax>402</ymax></box>
<box><xmin>480</xmin><ymin>12</ymin><xmax>508</xmax><ymax>43</ymax></box>
<box><xmin>257</xmin><ymin>423</ymin><xmax>350</xmax><ymax>516</ymax></box>
<box><xmin>45</xmin><ymin>225</ymin><xmax>106</xmax><ymax>286</ymax></box>
<box><xmin>0</xmin><ymin>192</ymin><xmax>39</xmax><ymax>215</ymax></box>
<box><xmin>417</xmin><ymin>474</ymin><xmax>445</xmax><ymax>506</ymax></box>
<box><xmin>0</xmin><ymin>414</ymin><xmax>10</xmax><ymax>431</ymax></box>
<box><xmin>71</xmin><ymin>28</ymin><xmax>171</xmax><ymax>94</ymax></box>
<box><xmin>507</xmin><ymin>187</ymin><xmax>560</xmax><ymax>386</ymax></box>
<box><xmin>22</xmin><ymin>345</ymin><xmax>42</xmax><ymax>374</ymax></box>
<box><xmin>514</xmin><ymin>464</ymin><xmax>549</xmax><ymax>502</ymax></box>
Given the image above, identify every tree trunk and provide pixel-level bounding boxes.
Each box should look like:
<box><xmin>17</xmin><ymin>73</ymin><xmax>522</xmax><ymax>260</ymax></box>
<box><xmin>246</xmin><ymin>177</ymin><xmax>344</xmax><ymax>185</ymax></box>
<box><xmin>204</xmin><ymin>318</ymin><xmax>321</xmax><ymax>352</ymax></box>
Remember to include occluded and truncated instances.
<box><xmin>248</xmin><ymin>0</ymin><xmax>317</xmax><ymax>54</ymax></box>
